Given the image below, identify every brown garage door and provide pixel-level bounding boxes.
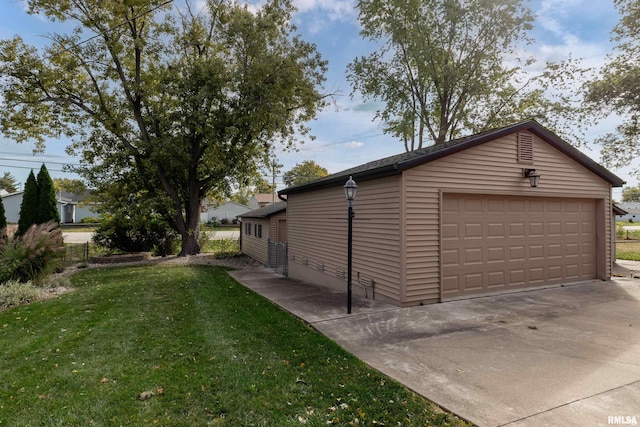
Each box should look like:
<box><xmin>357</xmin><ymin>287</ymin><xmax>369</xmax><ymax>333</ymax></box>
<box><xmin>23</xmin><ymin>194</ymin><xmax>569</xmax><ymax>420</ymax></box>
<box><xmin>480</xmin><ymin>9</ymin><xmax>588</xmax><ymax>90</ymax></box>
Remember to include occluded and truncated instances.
<box><xmin>441</xmin><ymin>194</ymin><xmax>596</xmax><ymax>299</ymax></box>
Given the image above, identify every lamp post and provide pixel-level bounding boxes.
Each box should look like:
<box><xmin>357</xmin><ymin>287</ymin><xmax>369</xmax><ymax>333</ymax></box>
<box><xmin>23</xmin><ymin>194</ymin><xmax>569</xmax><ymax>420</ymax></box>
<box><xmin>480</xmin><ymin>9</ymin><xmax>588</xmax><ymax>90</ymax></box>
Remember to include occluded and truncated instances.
<box><xmin>343</xmin><ymin>176</ymin><xmax>357</xmax><ymax>314</ymax></box>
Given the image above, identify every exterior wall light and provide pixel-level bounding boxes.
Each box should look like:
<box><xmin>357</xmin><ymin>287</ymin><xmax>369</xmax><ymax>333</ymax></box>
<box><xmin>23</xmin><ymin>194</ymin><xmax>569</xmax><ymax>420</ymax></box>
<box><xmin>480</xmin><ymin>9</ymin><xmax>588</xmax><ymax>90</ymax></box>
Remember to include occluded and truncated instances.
<box><xmin>343</xmin><ymin>176</ymin><xmax>357</xmax><ymax>314</ymax></box>
<box><xmin>523</xmin><ymin>168</ymin><xmax>541</xmax><ymax>187</ymax></box>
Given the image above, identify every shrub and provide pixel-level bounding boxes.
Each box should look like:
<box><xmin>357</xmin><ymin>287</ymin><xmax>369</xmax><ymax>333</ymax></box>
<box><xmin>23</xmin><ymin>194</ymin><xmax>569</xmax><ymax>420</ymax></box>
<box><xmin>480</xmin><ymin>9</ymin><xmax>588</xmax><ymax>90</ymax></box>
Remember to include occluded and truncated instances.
<box><xmin>0</xmin><ymin>221</ymin><xmax>64</xmax><ymax>284</ymax></box>
<box><xmin>0</xmin><ymin>280</ymin><xmax>42</xmax><ymax>310</ymax></box>
<box><xmin>93</xmin><ymin>215</ymin><xmax>179</xmax><ymax>256</ymax></box>
<box><xmin>80</xmin><ymin>216</ymin><xmax>101</xmax><ymax>224</ymax></box>
<box><xmin>220</xmin><ymin>218</ymin><xmax>229</xmax><ymax>224</ymax></box>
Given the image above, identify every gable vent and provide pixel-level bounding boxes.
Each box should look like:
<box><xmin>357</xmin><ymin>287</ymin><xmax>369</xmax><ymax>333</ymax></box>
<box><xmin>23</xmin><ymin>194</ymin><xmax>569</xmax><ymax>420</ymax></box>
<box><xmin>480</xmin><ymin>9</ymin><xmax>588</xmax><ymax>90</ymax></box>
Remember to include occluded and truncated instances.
<box><xmin>517</xmin><ymin>133</ymin><xmax>534</xmax><ymax>164</ymax></box>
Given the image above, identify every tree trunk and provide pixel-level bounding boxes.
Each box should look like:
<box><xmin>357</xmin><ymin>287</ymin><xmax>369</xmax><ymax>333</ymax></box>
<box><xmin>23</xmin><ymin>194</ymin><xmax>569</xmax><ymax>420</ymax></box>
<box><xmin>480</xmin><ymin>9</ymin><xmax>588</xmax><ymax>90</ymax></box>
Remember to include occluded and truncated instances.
<box><xmin>177</xmin><ymin>178</ymin><xmax>203</xmax><ymax>256</ymax></box>
<box><xmin>179</xmin><ymin>231</ymin><xmax>200</xmax><ymax>256</ymax></box>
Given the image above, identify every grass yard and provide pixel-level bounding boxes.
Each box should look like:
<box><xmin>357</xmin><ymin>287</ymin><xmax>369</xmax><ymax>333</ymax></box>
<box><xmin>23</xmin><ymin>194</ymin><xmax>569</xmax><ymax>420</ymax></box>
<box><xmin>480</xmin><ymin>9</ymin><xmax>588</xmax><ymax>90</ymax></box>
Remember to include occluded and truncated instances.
<box><xmin>0</xmin><ymin>265</ymin><xmax>467</xmax><ymax>426</ymax></box>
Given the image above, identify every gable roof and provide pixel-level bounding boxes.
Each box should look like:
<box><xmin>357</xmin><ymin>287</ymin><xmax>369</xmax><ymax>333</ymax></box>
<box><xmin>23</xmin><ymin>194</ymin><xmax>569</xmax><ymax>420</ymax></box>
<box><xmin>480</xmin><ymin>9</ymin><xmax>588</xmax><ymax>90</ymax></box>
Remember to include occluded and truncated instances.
<box><xmin>617</xmin><ymin>202</ymin><xmax>640</xmax><ymax>213</ymax></box>
<box><xmin>239</xmin><ymin>202</ymin><xmax>286</xmax><ymax>219</ymax></box>
<box><xmin>252</xmin><ymin>193</ymin><xmax>278</xmax><ymax>203</ymax></box>
<box><xmin>207</xmin><ymin>200</ymin><xmax>249</xmax><ymax>210</ymax></box>
<box><xmin>613</xmin><ymin>204</ymin><xmax>628</xmax><ymax>216</ymax></box>
<box><xmin>279</xmin><ymin>120</ymin><xmax>625</xmax><ymax>196</ymax></box>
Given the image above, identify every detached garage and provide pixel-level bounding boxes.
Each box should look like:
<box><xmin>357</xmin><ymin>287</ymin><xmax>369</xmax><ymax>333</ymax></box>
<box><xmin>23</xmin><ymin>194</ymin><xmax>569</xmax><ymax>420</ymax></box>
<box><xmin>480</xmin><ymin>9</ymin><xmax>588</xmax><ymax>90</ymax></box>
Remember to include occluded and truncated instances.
<box><xmin>278</xmin><ymin>120</ymin><xmax>625</xmax><ymax>306</ymax></box>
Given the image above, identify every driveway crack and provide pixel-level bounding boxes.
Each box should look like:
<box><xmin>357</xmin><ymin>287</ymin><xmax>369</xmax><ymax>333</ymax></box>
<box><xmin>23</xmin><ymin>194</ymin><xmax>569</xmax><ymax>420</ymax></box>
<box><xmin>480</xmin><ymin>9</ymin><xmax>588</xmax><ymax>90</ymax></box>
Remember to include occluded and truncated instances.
<box><xmin>498</xmin><ymin>378</ymin><xmax>640</xmax><ymax>426</ymax></box>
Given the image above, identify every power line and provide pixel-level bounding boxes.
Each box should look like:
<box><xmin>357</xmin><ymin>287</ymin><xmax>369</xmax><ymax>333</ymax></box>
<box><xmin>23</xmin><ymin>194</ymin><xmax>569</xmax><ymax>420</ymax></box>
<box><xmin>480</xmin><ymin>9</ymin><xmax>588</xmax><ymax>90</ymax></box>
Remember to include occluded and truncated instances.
<box><xmin>0</xmin><ymin>150</ymin><xmax>80</xmax><ymax>159</ymax></box>
<box><xmin>0</xmin><ymin>163</ymin><xmax>66</xmax><ymax>172</ymax></box>
<box><xmin>0</xmin><ymin>157</ymin><xmax>79</xmax><ymax>166</ymax></box>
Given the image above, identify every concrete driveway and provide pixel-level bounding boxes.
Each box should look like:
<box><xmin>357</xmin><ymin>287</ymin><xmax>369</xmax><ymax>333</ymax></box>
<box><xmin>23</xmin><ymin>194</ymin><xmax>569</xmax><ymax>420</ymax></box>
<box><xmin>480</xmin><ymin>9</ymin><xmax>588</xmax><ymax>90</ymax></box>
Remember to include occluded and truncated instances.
<box><xmin>230</xmin><ymin>269</ymin><xmax>640</xmax><ymax>427</ymax></box>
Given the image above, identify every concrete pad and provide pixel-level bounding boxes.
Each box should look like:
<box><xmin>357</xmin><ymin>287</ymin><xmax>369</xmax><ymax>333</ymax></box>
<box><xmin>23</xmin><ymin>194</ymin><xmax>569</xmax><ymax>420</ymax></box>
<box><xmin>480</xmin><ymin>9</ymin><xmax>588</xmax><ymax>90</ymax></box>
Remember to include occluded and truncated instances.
<box><xmin>229</xmin><ymin>269</ymin><xmax>640</xmax><ymax>426</ymax></box>
<box><xmin>230</xmin><ymin>269</ymin><xmax>397</xmax><ymax>323</ymax></box>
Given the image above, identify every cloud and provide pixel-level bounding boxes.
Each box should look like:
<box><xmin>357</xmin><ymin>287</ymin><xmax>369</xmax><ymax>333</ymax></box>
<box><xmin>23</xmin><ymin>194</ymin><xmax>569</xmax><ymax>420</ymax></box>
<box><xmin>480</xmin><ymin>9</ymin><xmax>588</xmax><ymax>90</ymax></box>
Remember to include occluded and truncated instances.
<box><xmin>341</xmin><ymin>141</ymin><xmax>364</xmax><ymax>148</ymax></box>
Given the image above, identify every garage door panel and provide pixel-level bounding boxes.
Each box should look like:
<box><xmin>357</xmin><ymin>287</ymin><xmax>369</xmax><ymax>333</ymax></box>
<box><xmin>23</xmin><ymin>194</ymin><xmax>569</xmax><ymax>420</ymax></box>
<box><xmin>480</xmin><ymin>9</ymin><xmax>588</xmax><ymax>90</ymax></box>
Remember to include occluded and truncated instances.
<box><xmin>441</xmin><ymin>194</ymin><xmax>597</xmax><ymax>299</ymax></box>
<box><xmin>488</xmin><ymin>271</ymin><xmax>505</xmax><ymax>287</ymax></box>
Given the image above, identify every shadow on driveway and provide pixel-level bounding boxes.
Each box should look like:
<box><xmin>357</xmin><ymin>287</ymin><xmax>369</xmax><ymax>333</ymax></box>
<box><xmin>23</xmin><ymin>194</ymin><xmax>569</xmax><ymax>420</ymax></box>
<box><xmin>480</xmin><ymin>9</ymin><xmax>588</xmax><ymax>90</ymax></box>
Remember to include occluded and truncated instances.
<box><xmin>230</xmin><ymin>269</ymin><xmax>640</xmax><ymax>427</ymax></box>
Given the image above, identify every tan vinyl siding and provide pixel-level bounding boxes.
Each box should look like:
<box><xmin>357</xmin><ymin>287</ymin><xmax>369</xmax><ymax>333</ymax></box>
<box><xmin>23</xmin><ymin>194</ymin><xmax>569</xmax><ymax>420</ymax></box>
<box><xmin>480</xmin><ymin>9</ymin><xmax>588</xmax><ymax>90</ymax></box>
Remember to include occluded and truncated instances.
<box><xmin>287</xmin><ymin>176</ymin><xmax>402</xmax><ymax>303</ymax></box>
<box><xmin>403</xmin><ymin>131</ymin><xmax>612</xmax><ymax>304</ymax></box>
<box><xmin>269</xmin><ymin>211</ymin><xmax>287</xmax><ymax>241</ymax></box>
<box><xmin>241</xmin><ymin>218</ymin><xmax>270</xmax><ymax>265</ymax></box>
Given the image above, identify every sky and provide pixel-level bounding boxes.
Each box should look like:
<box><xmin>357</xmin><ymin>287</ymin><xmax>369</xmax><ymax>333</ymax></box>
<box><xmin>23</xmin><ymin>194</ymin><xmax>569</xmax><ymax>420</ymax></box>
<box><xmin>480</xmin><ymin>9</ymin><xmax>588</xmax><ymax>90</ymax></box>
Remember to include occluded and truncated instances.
<box><xmin>0</xmin><ymin>0</ymin><xmax>636</xmax><ymax>200</ymax></box>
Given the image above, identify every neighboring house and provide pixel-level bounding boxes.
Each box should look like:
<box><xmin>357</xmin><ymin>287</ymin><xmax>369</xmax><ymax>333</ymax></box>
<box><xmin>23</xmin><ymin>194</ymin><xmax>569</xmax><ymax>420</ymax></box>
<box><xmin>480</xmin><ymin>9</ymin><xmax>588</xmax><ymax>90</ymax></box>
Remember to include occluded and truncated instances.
<box><xmin>201</xmin><ymin>201</ymin><xmax>250</xmax><ymax>223</ymax></box>
<box><xmin>58</xmin><ymin>190</ymin><xmax>98</xmax><ymax>223</ymax></box>
<box><xmin>278</xmin><ymin>120</ymin><xmax>625</xmax><ymax>307</ymax></box>
<box><xmin>238</xmin><ymin>202</ymin><xmax>287</xmax><ymax>265</ymax></box>
<box><xmin>248</xmin><ymin>193</ymin><xmax>279</xmax><ymax>210</ymax></box>
<box><xmin>2</xmin><ymin>190</ymin><xmax>97</xmax><ymax>224</ymax></box>
<box><xmin>616</xmin><ymin>202</ymin><xmax>640</xmax><ymax>222</ymax></box>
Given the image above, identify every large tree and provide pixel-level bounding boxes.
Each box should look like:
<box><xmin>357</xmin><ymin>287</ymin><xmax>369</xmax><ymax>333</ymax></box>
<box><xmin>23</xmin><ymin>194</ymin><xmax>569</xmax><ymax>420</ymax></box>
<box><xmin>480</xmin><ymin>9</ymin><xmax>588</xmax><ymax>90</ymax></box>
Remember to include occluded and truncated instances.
<box><xmin>348</xmin><ymin>0</ymin><xmax>577</xmax><ymax>151</ymax></box>
<box><xmin>0</xmin><ymin>0</ymin><xmax>327</xmax><ymax>255</ymax></box>
<box><xmin>283</xmin><ymin>160</ymin><xmax>329</xmax><ymax>186</ymax></box>
<box><xmin>585</xmin><ymin>0</ymin><xmax>640</xmax><ymax>177</ymax></box>
<box><xmin>53</xmin><ymin>178</ymin><xmax>87</xmax><ymax>195</ymax></box>
<box><xmin>622</xmin><ymin>186</ymin><xmax>640</xmax><ymax>202</ymax></box>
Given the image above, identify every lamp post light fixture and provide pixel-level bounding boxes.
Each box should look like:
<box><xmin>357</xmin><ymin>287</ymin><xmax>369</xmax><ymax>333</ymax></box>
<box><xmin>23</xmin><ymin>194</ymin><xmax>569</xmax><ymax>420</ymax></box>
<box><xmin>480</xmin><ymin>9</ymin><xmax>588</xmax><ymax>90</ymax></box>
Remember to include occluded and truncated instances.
<box><xmin>343</xmin><ymin>176</ymin><xmax>357</xmax><ymax>314</ymax></box>
<box><xmin>522</xmin><ymin>168</ymin><xmax>541</xmax><ymax>187</ymax></box>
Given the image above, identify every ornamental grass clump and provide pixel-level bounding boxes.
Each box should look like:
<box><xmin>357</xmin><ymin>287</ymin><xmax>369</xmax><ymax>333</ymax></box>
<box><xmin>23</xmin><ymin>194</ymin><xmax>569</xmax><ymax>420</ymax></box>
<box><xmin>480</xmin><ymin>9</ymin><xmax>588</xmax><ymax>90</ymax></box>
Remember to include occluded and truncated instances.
<box><xmin>0</xmin><ymin>221</ymin><xmax>64</xmax><ymax>285</ymax></box>
<box><xmin>0</xmin><ymin>280</ymin><xmax>42</xmax><ymax>310</ymax></box>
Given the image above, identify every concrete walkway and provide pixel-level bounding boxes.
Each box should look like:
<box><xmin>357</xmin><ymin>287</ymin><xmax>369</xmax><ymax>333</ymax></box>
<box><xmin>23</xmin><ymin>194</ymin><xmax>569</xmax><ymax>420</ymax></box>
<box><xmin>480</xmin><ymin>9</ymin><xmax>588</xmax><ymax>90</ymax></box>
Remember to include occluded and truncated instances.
<box><xmin>229</xmin><ymin>268</ymin><xmax>640</xmax><ymax>427</ymax></box>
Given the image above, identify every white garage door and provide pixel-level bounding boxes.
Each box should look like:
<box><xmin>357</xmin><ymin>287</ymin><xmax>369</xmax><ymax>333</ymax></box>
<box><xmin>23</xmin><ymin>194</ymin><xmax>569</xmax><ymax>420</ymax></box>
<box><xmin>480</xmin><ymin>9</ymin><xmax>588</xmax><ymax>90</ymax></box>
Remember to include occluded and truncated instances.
<box><xmin>441</xmin><ymin>194</ymin><xmax>596</xmax><ymax>299</ymax></box>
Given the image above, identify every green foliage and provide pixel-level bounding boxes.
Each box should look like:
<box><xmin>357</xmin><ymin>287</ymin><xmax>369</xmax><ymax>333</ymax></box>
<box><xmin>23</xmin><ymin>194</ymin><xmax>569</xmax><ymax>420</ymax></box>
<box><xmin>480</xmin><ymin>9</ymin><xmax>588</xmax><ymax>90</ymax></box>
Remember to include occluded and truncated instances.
<box><xmin>584</xmin><ymin>0</ymin><xmax>640</xmax><ymax>177</ymax></box>
<box><xmin>0</xmin><ymin>0</ymin><xmax>327</xmax><ymax>256</ymax></box>
<box><xmin>53</xmin><ymin>177</ymin><xmax>87</xmax><ymax>194</ymax></box>
<box><xmin>79</xmin><ymin>216</ymin><xmax>100</xmax><ymax>224</ymax></box>
<box><xmin>92</xmin><ymin>214</ymin><xmax>179</xmax><ymax>256</ymax></box>
<box><xmin>0</xmin><ymin>172</ymin><xmax>18</xmax><ymax>193</ymax></box>
<box><xmin>17</xmin><ymin>170</ymin><xmax>38</xmax><ymax>236</ymax></box>
<box><xmin>0</xmin><ymin>195</ymin><xmax>6</xmax><ymax>232</ymax></box>
<box><xmin>622</xmin><ymin>186</ymin><xmax>640</xmax><ymax>202</ymax></box>
<box><xmin>0</xmin><ymin>221</ymin><xmax>64</xmax><ymax>284</ymax></box>
<box><xmin>283</xmin><ymin>160</ymin><xmax>329</xmax><ymax>186</ymax></box>
<box><xmin>0</xmin><ymin>280</ymin><xmax>42</xmax><ymax>310</ymax></box>
<box><xmin>348</xmin><ymin>0</ymin><xmax>584</xmax><ymax>150</ymax></box>
<box><xmin>36</xmin><ymin>164</ymin><xmax>60</xmax><ymax>225</ymax></box>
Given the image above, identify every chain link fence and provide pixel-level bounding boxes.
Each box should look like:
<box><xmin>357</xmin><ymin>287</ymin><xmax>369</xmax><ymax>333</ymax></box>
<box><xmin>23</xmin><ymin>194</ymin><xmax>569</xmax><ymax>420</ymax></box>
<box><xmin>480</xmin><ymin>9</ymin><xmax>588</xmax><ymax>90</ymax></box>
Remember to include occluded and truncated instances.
<box><xmin>62</xmin><ymin>242</ymin><xmax>101</xmax><ymax>265</ymax></box>
<box><xmin>613</xmin><ymin>239</ymin><xmax>640</xmax><ymax>278</ymax></box>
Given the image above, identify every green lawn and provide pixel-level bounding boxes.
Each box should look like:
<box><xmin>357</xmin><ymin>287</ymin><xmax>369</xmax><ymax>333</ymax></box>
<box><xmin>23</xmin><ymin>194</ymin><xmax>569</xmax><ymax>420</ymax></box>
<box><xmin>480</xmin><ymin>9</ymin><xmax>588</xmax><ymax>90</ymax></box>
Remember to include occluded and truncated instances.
<box><xmin>0</xmin><ymin>265</ymin><xmax>468</xmax><ymax>426</ymax></box>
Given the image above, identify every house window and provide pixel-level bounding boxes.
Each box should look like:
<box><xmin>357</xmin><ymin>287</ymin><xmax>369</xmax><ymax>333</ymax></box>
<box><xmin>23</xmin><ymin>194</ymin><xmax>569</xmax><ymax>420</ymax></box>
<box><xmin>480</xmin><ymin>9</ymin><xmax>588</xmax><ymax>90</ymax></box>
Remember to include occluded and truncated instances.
<box><xmin>245</xmin><ymin>222</ymin><xmax>251</xmax><ymax>235</ymax></box>
<box><xmin>517</xmin><ymin>133</ymin><xmax>534</xmax><ymax>164</ymax></box>
<box><xmin>254</xmin><ymin>224</ymin><xmax>262</xmax><ymax>238</ymax></box>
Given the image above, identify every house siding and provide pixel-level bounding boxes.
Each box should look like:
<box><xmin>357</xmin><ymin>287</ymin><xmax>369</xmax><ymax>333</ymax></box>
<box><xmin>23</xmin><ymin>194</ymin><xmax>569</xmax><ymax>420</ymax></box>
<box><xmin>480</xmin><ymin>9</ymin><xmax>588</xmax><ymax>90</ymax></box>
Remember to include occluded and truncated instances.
<box><xmin>287</xmin><ymin>176</ymin><xmax>403</xmax><ymax>303</ymax></box>
<box><xmin>269</xmin><ymin>211</ymin><xmax>287</xmax><ymax>241</ymax></box>
<box><xmin>241</xmin><ymin>218</ymin><xmax>270</xmax><ymax>265</ymax></box>
<box><xmin>403</xmin><ymin>131</ymin><xmax>612</xmax><ymax>304</ymax></box>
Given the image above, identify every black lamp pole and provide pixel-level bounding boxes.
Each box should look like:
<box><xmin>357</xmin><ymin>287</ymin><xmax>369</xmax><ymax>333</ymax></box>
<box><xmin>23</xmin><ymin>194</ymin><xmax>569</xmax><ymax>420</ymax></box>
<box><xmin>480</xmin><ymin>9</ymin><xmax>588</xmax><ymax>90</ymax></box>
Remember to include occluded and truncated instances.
<box><xmin>344</xmin><ymin>176</ymin><xmax>357</xmax><ymax>314</ymax></box>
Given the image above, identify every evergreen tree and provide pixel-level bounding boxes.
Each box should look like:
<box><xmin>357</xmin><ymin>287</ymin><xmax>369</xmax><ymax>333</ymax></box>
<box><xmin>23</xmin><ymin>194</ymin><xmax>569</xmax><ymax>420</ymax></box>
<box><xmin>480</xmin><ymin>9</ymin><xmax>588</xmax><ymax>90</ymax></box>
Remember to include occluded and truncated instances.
<box><xmin>0</xmin><ymin>195</ymin><xmax>6</xmax><ymax>233</ymax></box>
<box><xmin>17</xmin><ymin>170</ymin><xmax>38</xmax><ymax>235</ymax></box>
<box><xmin>36</xmin><ymin>164</ymin><xmax>60</xmax><ymax>225</ymax></box>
